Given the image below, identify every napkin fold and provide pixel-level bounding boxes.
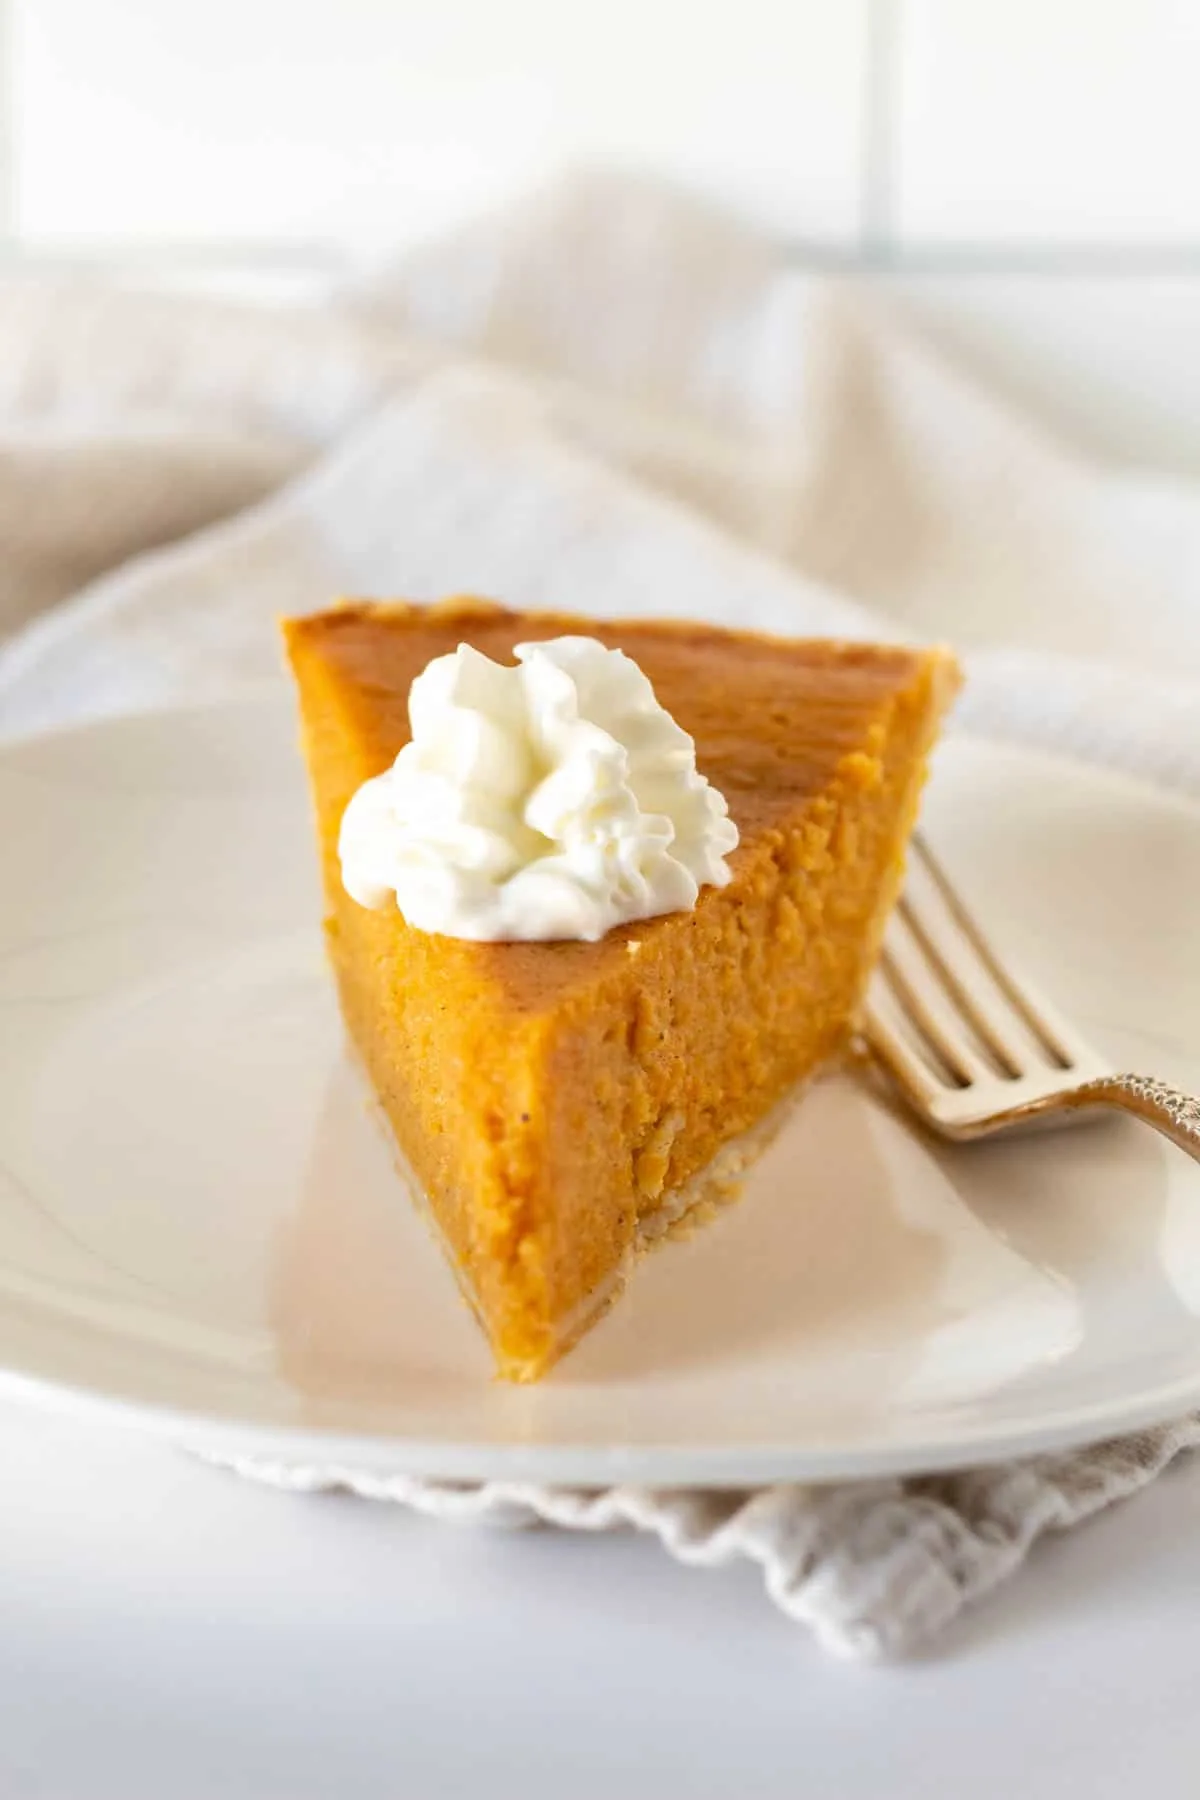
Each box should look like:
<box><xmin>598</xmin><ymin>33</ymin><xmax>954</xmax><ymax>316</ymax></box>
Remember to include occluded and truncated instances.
<box><xmin>3</xmin><ymin>169</ymin><xmax>1199</xmax><ymax>1656</ymax></box>
<box><xmin>211</xmin><ymin>1418</ymin><xmax>1200</xmax><ymax>1660</ymax></box>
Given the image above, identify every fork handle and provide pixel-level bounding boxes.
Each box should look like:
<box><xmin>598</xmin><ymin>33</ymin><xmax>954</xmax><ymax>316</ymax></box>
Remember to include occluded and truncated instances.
<box><xmin>1071</xmin><ymin>1074</ymin><xmax>1200</xmax><ymax>1163</ymax></box>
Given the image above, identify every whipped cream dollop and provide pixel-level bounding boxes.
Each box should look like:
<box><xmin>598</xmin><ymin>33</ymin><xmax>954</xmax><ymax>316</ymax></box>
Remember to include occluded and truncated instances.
<box><xmin>338</xmin><ymin>636</ymin><xmax>739</xmax><ymax>942</ymax></box>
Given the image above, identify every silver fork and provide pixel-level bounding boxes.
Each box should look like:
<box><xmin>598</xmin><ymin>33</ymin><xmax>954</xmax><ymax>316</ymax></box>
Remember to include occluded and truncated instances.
<box><xmin>864</xmin><ymin>838</ymin><xmax>1200</xmax><ymax>1162</ymax></box>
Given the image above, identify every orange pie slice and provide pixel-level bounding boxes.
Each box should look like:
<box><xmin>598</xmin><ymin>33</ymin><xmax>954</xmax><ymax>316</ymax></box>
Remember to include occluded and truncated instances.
<box><xmin>283</xmin><ymin>598</ymin><xmax>959</xmax><ymax>1380</ymax></box>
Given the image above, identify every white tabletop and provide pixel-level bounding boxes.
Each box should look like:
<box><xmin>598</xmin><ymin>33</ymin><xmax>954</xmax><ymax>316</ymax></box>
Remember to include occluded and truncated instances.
<box><xmin>3</xmin><ymin>1396</ymin><xmax>1199</xmax><ymax>1799</ymax></box>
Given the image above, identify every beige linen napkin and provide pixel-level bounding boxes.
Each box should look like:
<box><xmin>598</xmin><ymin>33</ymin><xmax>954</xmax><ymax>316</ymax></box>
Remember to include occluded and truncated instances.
<box><xmin>2</xmin><ymin>171</ymin><xmax>1199</xmax><ymax>1657</ymax></box>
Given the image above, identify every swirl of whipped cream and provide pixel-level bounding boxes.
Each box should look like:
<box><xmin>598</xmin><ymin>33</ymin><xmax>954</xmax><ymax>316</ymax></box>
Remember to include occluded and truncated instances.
<box><xmin>338</xmin><ymin>636</ymin><xmax>739</xmax><ymax>942</ymax></box>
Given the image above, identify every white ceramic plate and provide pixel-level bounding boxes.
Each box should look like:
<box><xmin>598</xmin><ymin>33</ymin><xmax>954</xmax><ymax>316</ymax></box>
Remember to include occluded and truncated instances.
<box><xmin>2</xmin><ymin>698</ymin><xmax>1200</xmax><ymax>1487</ymax></box>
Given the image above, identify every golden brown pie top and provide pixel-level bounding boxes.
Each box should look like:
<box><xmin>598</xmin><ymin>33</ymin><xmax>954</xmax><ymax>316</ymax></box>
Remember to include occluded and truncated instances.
<box><xmin>284</xmin><ymin>596</ymin><xmax>945</xmax><ymax>1013</ymax></box>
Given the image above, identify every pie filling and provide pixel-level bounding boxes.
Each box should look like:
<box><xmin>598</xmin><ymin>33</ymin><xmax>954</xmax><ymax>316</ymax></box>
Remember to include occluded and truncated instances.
<box><xmin>363</xmin><ymin>1068</ymin><xmax>808</xmax><ymax>1380</ymax></box>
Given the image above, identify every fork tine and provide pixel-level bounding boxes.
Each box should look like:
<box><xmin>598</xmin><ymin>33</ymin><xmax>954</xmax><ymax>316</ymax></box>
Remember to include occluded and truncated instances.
<box><xmin>866</xmin><ymin>958</ymin><xmax>961</xmax><ymax>1101</ymax></box>
<box><xmin>903</xmin><ymin>839</ymin><xmax>1094</xmax><ymax>1073</ymax></box>
<box><xmin>897</xmin><ymin>873</ymin><xmax>1039</xmax><ymax>1076</ymax></box>
<box><xmin>865</xmin><ymin>837</ymin><xmax>1118</xmax><ymax>1137</ymax></box>
<box><xmin>880</xmin><ymin>917</ymin><xmax>999</xmax><ymax>1085</ymax></box>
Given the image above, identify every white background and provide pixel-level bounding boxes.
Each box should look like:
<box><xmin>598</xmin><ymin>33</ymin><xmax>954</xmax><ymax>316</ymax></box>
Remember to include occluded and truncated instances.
<box><xmin>7</xmin><ymin>1403</ymin><xmax>1200</xmax><ymax>1797</ymax></box>
<box><xmin>5</xmin><ymin>6</ymin><xmax>1200</xmax><ymax>1794</ymax></box>
<box><xmin>7</xmin><ymin>0</ymin><xmax>1200</xmax><ymax>482</ymax></box>
<box><xmin>7</xmin><ymin>0</ymin><xmax>1200</xmax><ymax>261</ymax></box>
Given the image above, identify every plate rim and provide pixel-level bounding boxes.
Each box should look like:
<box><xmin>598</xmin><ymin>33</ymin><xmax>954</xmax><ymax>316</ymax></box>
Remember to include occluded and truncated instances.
<box><xmin>6</xmin><ymin>1352</ymin><xmax>1200</xmax><ymax>1488</ymax></box>
<box><xmin>4</xmin><ymin>695</ymin><xmax>1200</xmax><ymax>1488</ymax></box>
